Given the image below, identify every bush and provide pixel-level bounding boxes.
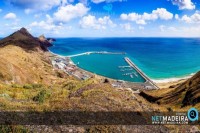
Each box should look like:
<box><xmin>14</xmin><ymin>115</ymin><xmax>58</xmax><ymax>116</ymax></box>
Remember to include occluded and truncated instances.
<box><xmin>103</xmin><ymin>78</ymin><xmax>109</xmax><ymax>83</ymax></box>
<box><xmin>167</xmin><ymin>107</ymin><xmax>173</xmax><ymax>112</ymax></box>
<box><xmin>23</xmin><ymin>84</ymin><xmax>33</xmax><ymax>89</ymax></box>
<box><xmin>0</xmin><ymin>125</ymin><xmax>28</xmax><ymax>133</ymax></box>
<box><xmin>23</xmin><ymin>84</ymin><xmax>43</xmax><ymax>89</ymax></box>
<box><xmin>32</xmin><ymin>84</ymin><xmax>43</xmax><ymax>89</ymax></box>
<box><xmin>56</xmin><ymin>71</ymin><xmax>65</xmax><ymax>78</ymax></box>
<box><xmin>33</xmin><ymin>90</ymin><xmax>50</xmax><ymax>103</ymax></box>
<box><xmin>11</xmin><ymin>84</ymin><xmax>22</xmax><ymax>88</ymax></box>
<box><xmin>63</xmin><ymin>82</ymin><xmax>76</xmax><ymax>90</ymax></box>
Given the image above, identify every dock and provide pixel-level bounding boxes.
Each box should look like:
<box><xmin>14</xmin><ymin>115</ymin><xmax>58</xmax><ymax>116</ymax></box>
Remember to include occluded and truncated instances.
<box><xmin>124</xmin><ymin>57</ymin><xmax>159</xmax><ymax>89</ymax></box>
<box><xmin>119</xmin><ymin>66</ymin><xmax>131</xmax><ymax>68</ymax></box>
<box><xmin>68</xmin><ymin>51</ymin><xmax>126</xmax><ymax>57</ymax></box>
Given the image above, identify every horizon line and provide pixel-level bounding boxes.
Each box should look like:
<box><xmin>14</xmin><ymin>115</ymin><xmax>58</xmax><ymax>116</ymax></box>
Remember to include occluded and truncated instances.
<box><xmin>1</xmin><ymin>36</ymin><xmax>199</xmax><ymax>38</ymax></box>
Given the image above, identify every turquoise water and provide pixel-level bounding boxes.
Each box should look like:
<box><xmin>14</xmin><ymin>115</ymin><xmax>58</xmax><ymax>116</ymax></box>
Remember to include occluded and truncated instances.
<box><xmin>49</xmin><ymin>38</ymin><xmax>200</xmax><ymax>82</ymax></box>
<box><xmin>72</xmin><ymin>54</ymin><xmax>146</xmax><ymax>82</ymax></box>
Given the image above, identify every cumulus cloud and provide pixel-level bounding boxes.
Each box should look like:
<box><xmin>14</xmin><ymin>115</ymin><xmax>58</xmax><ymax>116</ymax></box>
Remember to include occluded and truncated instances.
<box><xmin>79</xmin><ymin>15</ymin><xmax>116</xmax><ymax>30</ymax></box>
<box><xmin>168</xmin><ymin>26</ymin><xmax>177</xmax><ymax>31</ymax></box>
<box><xmin>4</xmin><ymin>13</ymin><xmax>17</xmax><ymax>20</ymax></box>
<box><xmin>120</xmin><ymin>8</ymin><xmax>173</xmax><ymax>25</ymax></box>
<box><xmin>139</xmin><ymin>26</ymin><xmax>144</xmax><ymax>30</ymax></box>
<box><xmin>159</xmin><ymin>25</ymin><xmax>177</xmax><ymax>32</ymax></box>
<box><xmin>91</xmin><ymin>0</ymin><xmax>124</xmax><ymax>4</ymax></box>
<box><xmin>92</xmin><ymin>0</ymin><xmax>105</xmax><ymax>3</ymax></box>
<box><xmin>120</xmin><ymin>23</ymin><xmax>134</xmax><ymax>32</ymax></box>
<box><xmin>30</xmin><ymin>14</ymin><xmax>63</xmax><ymax>32</ymax></box>
<box><xmin>176</xmin><ymin>11</ymin><xmax>200</xmax><ymax>23</ymax></box>
<box><xmin>6</xmin><ymin>0</ymin><xmax>72</xmax><ymax>13</ymax></box>
<box><xmin>159</xmin><ymin>25</ymin><xmax>166</xmax><ymax>32</ymax></box>
<box><xmin>158</xmin><ymin>25</ymin><xmax>200</xmax><ymax>37</ymax></box>
<box><xmin>54</xmin><ymin>3</ymin><xmax>89</xmax><ymax>23</ymax></box>
<box><xmin>171</xmin><ymin>0</ymin><xmax>195</xmax><ymax>10</ymax></box>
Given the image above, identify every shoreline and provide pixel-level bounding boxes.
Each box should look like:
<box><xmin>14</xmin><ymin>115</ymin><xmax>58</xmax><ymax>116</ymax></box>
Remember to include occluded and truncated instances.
<box><xmin>48</xmin><ymin>50</ymin><xmax>192</xmax><ymax>85</ymax></box>
<box><xmin>152</xmin><ymin>73</ymin><xmax>193</xmax><ymax>83</ymax></box>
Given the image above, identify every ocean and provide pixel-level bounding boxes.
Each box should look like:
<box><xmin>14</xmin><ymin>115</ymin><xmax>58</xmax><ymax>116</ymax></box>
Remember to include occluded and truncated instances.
<box><xmin>49</xmin><ymin>38</ymin><xmax>200</xmax><ymax>83</ymax></box>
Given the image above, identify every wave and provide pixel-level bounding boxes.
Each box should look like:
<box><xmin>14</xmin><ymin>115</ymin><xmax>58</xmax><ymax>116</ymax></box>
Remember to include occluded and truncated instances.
<box><xmin>152</xmin><ymin>73</ymin><xmax>195</xmax><ymax>83</ymax></box>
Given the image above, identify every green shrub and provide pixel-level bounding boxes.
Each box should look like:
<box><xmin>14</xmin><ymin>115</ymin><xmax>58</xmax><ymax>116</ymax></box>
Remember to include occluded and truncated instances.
<box><xmin>0</xmin><ymin>125</ymin><xmax>28</xmax><ymax>133</ymax></box>
<box><xmin>23</xmin><ymin>84</ymin><xmax>33</xmax><ymax>89</ymax></box>
<box><xmin>23</xmin><ymin>84</ymin><xmax>43</xmax><ymax>89</ymax></box>
<box><xmin>167</xmin><ymin>107</ymin><xmax>173</xmax><ymax>112</ymax></box>
<box><xmin>32</xmin><ymin>84</ymin><xmax>43</xmax><ymax>89</ymax></box>
<box><xmin>33</xmin><ymin>90</ymin><xmax>50</xmax><ymax>103</ymax></box>
<box><xmin>11</xmin><ymin>84</ymin><xmax>22</xmax><ymax>88</ymax></box>
<box><xmin>63</xmin><ymin>82</ymin><xmax>76</xmax><ymax>90</ymax></box>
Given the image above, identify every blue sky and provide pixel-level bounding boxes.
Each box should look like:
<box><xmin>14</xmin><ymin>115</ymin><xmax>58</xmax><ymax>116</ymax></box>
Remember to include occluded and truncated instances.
<box><xmin>0</xmin><ymin>0</ymin><xmax>199</xmax><ymax>37</ymax></box>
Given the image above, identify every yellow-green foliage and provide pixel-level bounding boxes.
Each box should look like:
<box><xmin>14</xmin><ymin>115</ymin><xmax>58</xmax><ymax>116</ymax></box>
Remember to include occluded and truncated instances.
<box><xmin>0</xmin><ymin>125</ymin><xmax>29</xmax><ymax>133</ymax></box>
<box><xmin>33</xmin><ymin>90</ymin><xmax>51</xmax><ymax>103</ymax></box>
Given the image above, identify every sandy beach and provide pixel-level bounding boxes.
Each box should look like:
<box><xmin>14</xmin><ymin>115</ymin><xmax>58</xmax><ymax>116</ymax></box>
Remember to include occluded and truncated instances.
<box><xmin>156</xmin><ymin>79</ymin><xmax>187</xmax><ymax>89</ymax></box>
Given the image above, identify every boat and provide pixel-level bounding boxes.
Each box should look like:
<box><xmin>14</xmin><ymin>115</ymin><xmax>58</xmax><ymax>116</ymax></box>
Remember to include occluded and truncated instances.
<box><xmin>134</xmin><ymin>72</ymin><xmax>138</xmax><ymax>77</ymax></box>
<box><xmin>118</xmin><ymin>66</ymin><xmax>131</xmax><ymax>68</ymax></box>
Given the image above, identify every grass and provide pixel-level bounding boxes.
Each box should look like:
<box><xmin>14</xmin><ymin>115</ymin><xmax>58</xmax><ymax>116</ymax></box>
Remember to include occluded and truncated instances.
<box><xmin>23</xmin><ymin>84</ymin><xmax>43</xmax><ymax>89</ymax></box>
<box><xmin>0</xmin><ymin>77</ymin><xmax>145</xmax><ymax>112</ymax></box>
<box><xmin>0</xmin><ymin>125</ymin><xmax>29</xmax><ymax>133</ymax></box>
<box><xmin>33</xmin><ymin>90</ymin><xmax>50</xmax><ymax>103</ymax></box>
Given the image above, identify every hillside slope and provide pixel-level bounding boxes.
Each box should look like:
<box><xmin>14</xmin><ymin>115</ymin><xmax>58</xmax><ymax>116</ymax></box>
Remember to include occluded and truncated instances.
<box><xmin>0</xmin><ymin>45</ymin><xmax>58</xmax><ymax>84</ymax></box>
<box><xmin>140</xmin><ymin>71</ymin><xmax>200</xmax><ymax>107</ymax></box>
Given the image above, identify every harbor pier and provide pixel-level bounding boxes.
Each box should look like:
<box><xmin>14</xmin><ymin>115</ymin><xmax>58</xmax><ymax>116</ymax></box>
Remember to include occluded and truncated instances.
<box><xmin>68</xmin><ymin>51</ymin><xmax>126</xmax><ymax>57</ymax></box>
<box><xmin>124</xmin><ymin>57</ymin><xmax>159</xmax><ymax>89</ymax></box>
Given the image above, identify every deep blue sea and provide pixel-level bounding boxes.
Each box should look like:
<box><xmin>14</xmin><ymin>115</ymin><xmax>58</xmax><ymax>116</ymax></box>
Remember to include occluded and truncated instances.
<box><xmin>49</xmin><ymin>38</ymin><xmax>200</xmax><ymax>82</ymax></box>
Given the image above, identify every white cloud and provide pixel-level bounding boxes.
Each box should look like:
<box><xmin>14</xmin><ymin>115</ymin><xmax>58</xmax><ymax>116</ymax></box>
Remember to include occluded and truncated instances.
<box><xmin>152</xmin><ymin>8</ymin><xmax>173</xmax><ymax>20</ymax></box>
<box><xmin>120</xmin><ymin>23</ymin><xmax>134</xmax><ymax>32</ymax></box>
<box><xmin>92</xmin><ymin>0</ymin><xmax>105</xmax><ymax>3</ymax></box>
<box><xmin>54</xmin><ymin>3</ymin><xmax>89</xmax><ymax>23</ymax></box>
<box><xmin>120</xmin><ymin>8</ymin><xmax>173</xmax><ymax>25</ymax></box>
<box><xmin>176</xmin><ymin>11</ymin><xmax>200</xmax><ymax>23</ymax></box>
<box><xmin>139</xmin><ymin>26</ymin><xmax>144</xmax><ymax>30</ymax></box>
<box><xmin>30</xmin><ymin>14</ymin><xmax>64</xmax><ymax>32</ymax></box>
<box><xmin>7</xmin><ymin>0</ymin><xmax>72</xmax><ymax>13</ymax></box>
<box><xmin>159</xmin><ymin>25</ymin><xmax>166</xmax><ymax>32</ymax></box>
<box><xmin>34</xmin><ymin>13</ymin><xmax>43</xmax><ymax>18</ymax></box>
<box><xmin>175</xmin><ymin>14</ymin><xmax>179</xmax><ymax>19</ymax></box>
<box><xmin>158</xmin><ymin>25</ymin><xmax>200</xmax><ymax>37</ymax></box>
<box><xmin>4</xmin><ymin>13</ymin><xmax>17</xmax><ymax>20</ymax></box>
<box><xmin>136</xmin><ymin>19</ymin><xmax>146</xmax><ymax>25</ymax></box>
<box><xmin>172</xmin><ymin>0</ymin><xmax>195</xmax><ymax>10</ymax></box>
<box><xmin>24</xmin><ymin>9</ymin><xmax>32</xmax><ymax>14</ymax></box>
<box><xmin>168</xmin><ymin>26</ymin><xmax>177</xmax><ymax>31</ymax></box>
<box><xmin>79</xmin><ymin>15</ymin><xmax>116</xmax><ymax>30</ymax></box>
<box><xmin>91</xmin><ymin>0</ymin><xmax>124</xmax><ymax>4</ymax></box>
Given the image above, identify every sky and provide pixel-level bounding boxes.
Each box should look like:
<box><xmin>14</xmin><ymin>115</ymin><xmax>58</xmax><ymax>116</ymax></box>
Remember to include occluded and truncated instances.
<box><xmin>0</xmin><ymin>0</ymin><xmax>199</xmax><ymax>37</ymax></box>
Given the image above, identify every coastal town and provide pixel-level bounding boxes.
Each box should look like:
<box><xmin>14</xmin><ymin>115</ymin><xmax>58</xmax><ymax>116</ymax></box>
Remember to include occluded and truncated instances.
<box><xmin>51</xmin><ymin>56</ymin><xmax>92</xmax><ymax>80</ymax></box>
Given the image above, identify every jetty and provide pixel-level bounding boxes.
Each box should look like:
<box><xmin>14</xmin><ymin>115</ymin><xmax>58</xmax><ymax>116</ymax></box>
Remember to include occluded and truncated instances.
<box><xmin>119</xmin><ymin>66</ymin><xmax>131</xmax><ymax>68</ymax></box>
<box><xmin>68</xmin><ymin>51</ymin><xmax>126</xmax><ymax>57</ymax></box>
<box><xmin>124</xmin><ymin>57</ymin><xmax>160</xmax><ymax>89</ymax></box>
